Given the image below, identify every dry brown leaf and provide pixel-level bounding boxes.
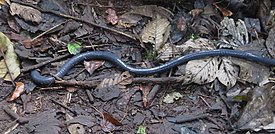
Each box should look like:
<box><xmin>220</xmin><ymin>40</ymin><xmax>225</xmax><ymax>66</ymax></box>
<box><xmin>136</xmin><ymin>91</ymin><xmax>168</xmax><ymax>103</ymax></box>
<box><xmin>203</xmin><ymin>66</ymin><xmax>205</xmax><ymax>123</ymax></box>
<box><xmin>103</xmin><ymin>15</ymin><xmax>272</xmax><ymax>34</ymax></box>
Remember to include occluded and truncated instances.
<box><xmin>213</xmin><ymin>3</ymin><xmax>233</xmax><ymax>17</ymax></box>
<box><xmin>10</xmin><ymin>3</ymin><xmax>42</xmax><ymax>23</ymax></box>
<box><xmin>9</xmin><ymin>82</ymin><xmax>25</xmax><ymax>101</ymax></box>
<box><xmin>84</xmin><ymin>60</ymin><xmax>105</xmax><ymax>75</ymax></box>
<box><xmin>141</xmin><ymin>18</ymin><xmax>170</xmax><ymax>51</ymax></box>
<box><xmin>105</xmin><ymin>1</ymin><xmax>118</xmax><ymax>25</ymax></box>
<box><xmin>103</xmin><ymin>112</ymin><xmax>122</xmax><ymax>126</ymax></box>
<box><xmin>140</xmin><ymin>84</ymin><xmax>152</xmax><ymax>107</ymax></box>
<box><xmin>0</xmin><ymin>0</ymin><xmax>5</xmax><ymax>5</ymax></box>
<box><xmin>97</xmin><ymin>71</ymin><xmax>133</xmax><ymax>89</ymax></box>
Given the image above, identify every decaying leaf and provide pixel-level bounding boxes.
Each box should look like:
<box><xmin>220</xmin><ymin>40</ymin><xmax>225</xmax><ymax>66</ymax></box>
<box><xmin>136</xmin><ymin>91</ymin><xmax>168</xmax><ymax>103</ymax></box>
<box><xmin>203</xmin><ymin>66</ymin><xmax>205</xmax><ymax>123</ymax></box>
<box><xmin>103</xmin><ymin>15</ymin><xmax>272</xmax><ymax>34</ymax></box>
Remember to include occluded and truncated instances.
<box><xmin>0</xmin><ymin>32</ymin><xmax>20</xmax><ymax>81</ymax></box>
<box><xmin>140</xmin><ymin>84</ymin><xmax>152</xmax><ymax>107</ymax></box>
<box><xmin>118</xmin><ymin>13</ymin><xmax>143</xmax><ymax>28</ymax></box>
<box><xmin>10</xmin><ymin>3</ymin><xmax>42</xmax><ymax>23</ymax></box>
<box><xmin>68</xmin><ymin>124</ymin><xmax>85</xmax><ymax>134</ymax></box>
<box><xmin>163</xmin><ymin>92</ymin><xmax>183</xmax><ymax>104</ymax></box>
<box><xmin>0</xmin><ymin>0</ymin><xmax>5</xmax><ymax>5</ymax></box>
<box><xmin>158</xmin><ymin>38</ymin><xmax>214</xmax><ymax>61</ymax></box>
<box><xmin>101</xmin><ymin>112</ymin><xmax>122</xmax><ymax>132</ymax></box>
<box><xmin>170</xmin><ymin>38</ymin><xmax>239</xmax><ymax>87</ymax></box>
<box><xmin>236</xmin><ymin>84</ymin><xmax>275</xmax><ymax>130</ymax></box>
<box><xmin>141</xmin><ymin>18</ymin><xmax>170</xmax><ymax>51</ymax></box>
<box><xmin>216</xmin><ymin>58</ymin><xmax>239</xmax><ymax>88</ymax></box>
<box><xmin>84</xmin><ymin>60</ymin><xmax>105</xmax><ymax>75</ymax></box>
<box><xmin>212</xmin><ymin>3</ymin><xmax>233</xmax><ymax>17</ymax></box>
<box><xmin>231</xmin><ymin>58</ymin><xmax>270</xmax><ymax>85</ymax></box>
<box><xmin>9</xmin><ymin>82</ymin><xmax>25</xmax><ymax>101</ymax></box>
<box><xmin>220</xmin><ymin>17</ymin><xmax>249</xmax><ymax>47</ymax></box>
<box><xmin>97</xmin><ymin>71</ymin><xmax>133</xmax><ymax>89</ymax></box>
<box><xmin>103</xmin><ymin>112</ymin><xmax>122</xmax><ymax>126</ymax></box>
<box><xmin>185</xmin><ymin>57</ymin><xmax>219</xmax><ymax>84</ymax></box>
<box><xmin>106</xmin><ymin>1</ymin><xmax>118</xmax><ymax>25</ymax></box>
<box><xmin>266</xmin><ymin>26</ymin><xmax>275</xmax><ymax>58</ymax></box>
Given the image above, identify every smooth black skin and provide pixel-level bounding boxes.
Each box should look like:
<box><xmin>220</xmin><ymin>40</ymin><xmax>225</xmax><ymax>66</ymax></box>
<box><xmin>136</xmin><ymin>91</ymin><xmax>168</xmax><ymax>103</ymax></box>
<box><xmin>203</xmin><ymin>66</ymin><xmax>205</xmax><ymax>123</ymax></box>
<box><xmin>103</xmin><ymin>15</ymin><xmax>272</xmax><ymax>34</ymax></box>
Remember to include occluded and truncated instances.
<box><xmin>31</xmin><ymin>49</ymin><xmax>275</xmax><ymax>85</ymax></box>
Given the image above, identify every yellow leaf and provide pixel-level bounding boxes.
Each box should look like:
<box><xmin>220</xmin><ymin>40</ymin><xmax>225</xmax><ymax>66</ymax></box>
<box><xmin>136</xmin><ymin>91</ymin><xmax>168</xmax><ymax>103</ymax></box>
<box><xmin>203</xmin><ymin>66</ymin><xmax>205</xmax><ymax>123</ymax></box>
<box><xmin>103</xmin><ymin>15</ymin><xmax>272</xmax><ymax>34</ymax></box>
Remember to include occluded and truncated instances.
<box><xmin>0</xmin><ymin>32</ymin><xmax>20</xmax><ymax>81</ymax></box>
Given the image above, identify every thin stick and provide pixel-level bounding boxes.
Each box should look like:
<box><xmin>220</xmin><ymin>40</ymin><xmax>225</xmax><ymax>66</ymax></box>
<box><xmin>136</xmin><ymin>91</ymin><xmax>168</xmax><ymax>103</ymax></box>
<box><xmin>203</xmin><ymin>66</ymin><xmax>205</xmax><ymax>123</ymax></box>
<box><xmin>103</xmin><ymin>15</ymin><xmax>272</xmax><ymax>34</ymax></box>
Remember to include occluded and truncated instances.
<box><xmin>54</xmin><ymin>76</ymin><xmax>184</xmax><ymax>88</ymax></box>
<box><xmin>21</xmin><ymin>53</ymin><xmax>70</xmax><ymax>72</ymax></box>
<box><xmin>0</xmin><ymin>49</ymin><xmax>15</xmax><ymax>87</ymax></box>
<box><xmin>10</xmin><ymin>0</ymin><xmax>136</xmax><ymax>40</ymax></box>
<box><xmin>32</xmin><ymin>21</ymin><xmax>66</xmax><ymax>41</ymax></box>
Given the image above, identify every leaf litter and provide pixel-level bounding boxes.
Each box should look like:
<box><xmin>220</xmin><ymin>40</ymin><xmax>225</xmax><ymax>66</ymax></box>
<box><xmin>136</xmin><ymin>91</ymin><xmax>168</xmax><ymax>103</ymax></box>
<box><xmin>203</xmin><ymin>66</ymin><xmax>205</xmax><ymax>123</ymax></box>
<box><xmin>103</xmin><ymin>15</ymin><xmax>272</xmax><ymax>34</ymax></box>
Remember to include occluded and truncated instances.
<box><xmin>2</xmin><ymin>0</ymin><xmax>275</xmax><ymax>133</ymax></box>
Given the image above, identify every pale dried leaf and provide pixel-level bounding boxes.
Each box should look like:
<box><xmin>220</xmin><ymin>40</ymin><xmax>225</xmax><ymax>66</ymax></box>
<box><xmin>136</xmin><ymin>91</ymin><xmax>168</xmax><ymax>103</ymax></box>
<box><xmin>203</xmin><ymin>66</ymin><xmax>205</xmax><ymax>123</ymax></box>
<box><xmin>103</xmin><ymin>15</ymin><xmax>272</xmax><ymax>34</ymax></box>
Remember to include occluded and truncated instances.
<box><xmin>158</xmin><ymin>38</ymin><xmax>215</xmax><ymax>61</ymax></box>
<box><xmin>185</xmin><ymin>57</ymin><xmax>219</xmax><ymax>84</ymax></box>
<box><xmin>97</xmin><ymin>71</ymin><xmax>133</xmax><ymax>89</ymax></box>
<box><xmin>231</xmin><ymin>58</ymin><xmax>270</xmax><ymax>85</ymax></box>
<box><xmin>179</xmin><ymin>38</ymin><xmax>215</xmax><ymax>51</ymax></box>
<box><xmin>236</xmin><ymin>84</ymin><xmax>275</xmax><ymax>130</ymax></box>
<box><xmin>10</xmin><ymin>3</ymin><xmax>42</xmax><ymax>23</ymax></box>
<box><xmin>141</xmin><ymin>18</ymin><xmax>170</xmax><ymax>50</ymax></box>
<box><xmin>9</xmin><ymin>82</ymin><xmax>25</xmax><ymax>101</ymax></box>
<box><xmin>266</xmin><ymin>26</ymin><xmax>275</xmax><ymax>58</ymax></box>
<box><xmin>84</xmin><ymin>60</ymin><xmax>105</xmax><ymax>75</ymax></box>
<box><xmin>118</xmin><ymin>13</ymin><xmax>143</xmax><ymax>27</ymax></box>
<box><xmin>216</xmin><ymin>58</ymin><xmax>239</xmax><ymax>88</ymax></box>
<box><xmin>0</xmin><ymin>32</ymin><xmax>20</xmax><ymax>81</ymax></box>
<box><xmin>220</xmin><ymin>17</ymin><xmax>249</xmax><ymax>46</ymax></box>
<box><xmin>68</xmin><ymin>124</ymin><xmax>85</xmax><ymax>134</ymax></box>
<box><xmin>163</xmin><ymin>92</ymin><xmax>183</xmax><ymax>104</ymax></box>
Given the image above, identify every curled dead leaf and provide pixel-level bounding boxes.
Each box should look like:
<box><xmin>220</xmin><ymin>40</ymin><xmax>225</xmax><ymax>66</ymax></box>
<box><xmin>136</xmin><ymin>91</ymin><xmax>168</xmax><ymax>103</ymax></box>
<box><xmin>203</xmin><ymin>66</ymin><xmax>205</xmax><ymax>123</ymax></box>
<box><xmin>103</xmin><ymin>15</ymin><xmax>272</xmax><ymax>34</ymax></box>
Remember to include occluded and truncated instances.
<box><xmin>103</xmin><ymin>112</ymin><xmax>122</xmax><ymax>126</ymax></box>
<box><xmin>10</xmin><ymin>3</ymin><xmax>42</xmax><ymax>23</ymax></box>
<box><xmin>84</xmin><ymin>60</ymin><xmax>105</xmax><ymax>75</ymax></box>
<box><xmin>9</xmin><ymin>82</ymin><xmax>25</xmax><ymax>101</ymax></box>
<box><xmin>106</xmin><ymin>2</ymin><xmax>118</xmax><ymax>25</ymax></box>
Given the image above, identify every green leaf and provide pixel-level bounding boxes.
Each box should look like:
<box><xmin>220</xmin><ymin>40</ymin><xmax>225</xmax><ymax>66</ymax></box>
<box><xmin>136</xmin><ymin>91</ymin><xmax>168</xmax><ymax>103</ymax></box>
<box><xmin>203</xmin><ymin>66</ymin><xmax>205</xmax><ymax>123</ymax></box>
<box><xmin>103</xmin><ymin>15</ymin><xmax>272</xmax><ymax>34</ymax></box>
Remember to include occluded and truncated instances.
<box><xmin>67</xmin><ymin>42</ymin><xmax>82</xmax><ymax>55</ymax></box>
<box><xmin>0</xmin><ymin>32</ymin><xmax>20</xmax><ymax>81</ymax></box>
<box><xmin>233</xmin><ymin>95</ymin><xmax>249</xmax><ymax>101</ymax></box>
<box><xmin>137</xmin><ymin>125</ymin><xmax>146</xmax><ymax>134</ymax></box>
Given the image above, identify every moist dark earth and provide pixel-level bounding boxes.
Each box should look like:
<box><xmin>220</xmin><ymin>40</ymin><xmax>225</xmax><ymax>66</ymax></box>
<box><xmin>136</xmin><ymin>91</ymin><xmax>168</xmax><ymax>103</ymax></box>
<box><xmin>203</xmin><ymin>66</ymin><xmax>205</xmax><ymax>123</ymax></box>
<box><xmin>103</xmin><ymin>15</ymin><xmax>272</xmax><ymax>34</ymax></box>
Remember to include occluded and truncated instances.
<box><xmin>1</xmin><ymin>0</ymin><xmax>275</xmax><ymax>133</ymax></box>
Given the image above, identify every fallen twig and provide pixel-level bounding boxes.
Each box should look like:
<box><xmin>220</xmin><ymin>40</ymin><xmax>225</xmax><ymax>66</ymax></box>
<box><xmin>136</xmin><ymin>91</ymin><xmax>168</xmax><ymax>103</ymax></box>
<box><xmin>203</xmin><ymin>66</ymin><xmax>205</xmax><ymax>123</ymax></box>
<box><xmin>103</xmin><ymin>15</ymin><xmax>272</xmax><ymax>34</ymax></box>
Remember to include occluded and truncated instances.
<box><xmin>0</xmin><ymin>49</ymin><xmax>15</xmax><ymax>87</ymax></box>
<box><xmin>54</xmin><ymin>76</ymin><xmax>185</xmax><ymax>88</ymax></box>
<box><xmin>51</xmin><ymin>99</ymin><xmax>78</xmax><ymax>116</ymax></box>
<box><xmin>21</xmin><ymin>53</ymin><xmax>70</xmax><ymax>72</ymax></box>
